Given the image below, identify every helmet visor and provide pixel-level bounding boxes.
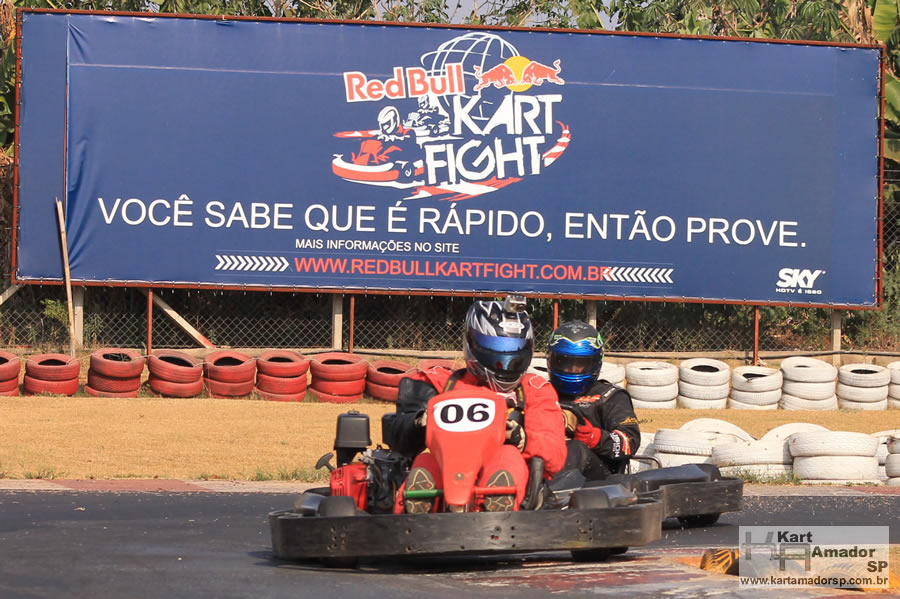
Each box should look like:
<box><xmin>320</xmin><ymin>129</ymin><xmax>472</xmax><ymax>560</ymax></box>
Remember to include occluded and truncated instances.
<box><xmin>468</xmin><ymin>331</ymin><xmax>532</xmax><ymax>382</ymax></box>
<box><xmin>548</xmin><ymin>353</ymin><xmax>597</xmax><ymax>375</ymax></box>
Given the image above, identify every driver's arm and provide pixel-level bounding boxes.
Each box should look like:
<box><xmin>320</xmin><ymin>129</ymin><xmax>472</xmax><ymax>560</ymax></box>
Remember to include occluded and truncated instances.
<box><xmin>585</xmin><ymin>388</ymin><xmax>641</xmax><ymax>462</ymax></box>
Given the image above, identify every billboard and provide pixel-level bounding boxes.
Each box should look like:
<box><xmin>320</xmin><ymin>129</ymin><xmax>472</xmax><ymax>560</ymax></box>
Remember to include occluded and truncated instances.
<box><xmin>15</xmin><ymin>11</ymin><xmax>882</xmax><ymax>307</ymax></box>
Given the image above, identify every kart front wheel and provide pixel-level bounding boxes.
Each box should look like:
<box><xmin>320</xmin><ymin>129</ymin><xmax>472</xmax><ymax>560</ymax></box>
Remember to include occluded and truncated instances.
<box><xmin>571</xmin><ymin>548</ymin><xmax>612</xmax><ymax>562</ymax></box>
<box><xmin>678</xmin><ymin>513</ymin><xmax>720</xmax><ymax>528</ymax></box>
<box><xmin>317</xmin><ymin>496</ymin><xmax>360</xmax><ymax>569</ymax></box>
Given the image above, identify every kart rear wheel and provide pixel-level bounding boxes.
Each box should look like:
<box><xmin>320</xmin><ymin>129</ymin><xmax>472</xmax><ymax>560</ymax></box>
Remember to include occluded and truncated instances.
<box><xmin>571</xmin><ymin>548</ymin><xmax>612</xmax><ymax>562</ymax></box>
<box><xmin>317</xmin><ymin>496</ymin><xmax>360</xmax><ymax>569</ymax></box>
<box><xmin>678</xmin><ymin>513</ymin><xmax>720</xmax><ymax>528</ymax></box>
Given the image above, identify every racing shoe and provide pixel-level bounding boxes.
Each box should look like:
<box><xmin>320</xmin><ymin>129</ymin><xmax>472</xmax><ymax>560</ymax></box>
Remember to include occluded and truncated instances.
<box><xmin>403</xmin><ymin>467</ymin><xmax>437</xmax><ymax>514</ymax></box>
<box><xmin>483</xmin><ymin>469</ymin><xmax>516</xmax><ymax>512</ymax></box>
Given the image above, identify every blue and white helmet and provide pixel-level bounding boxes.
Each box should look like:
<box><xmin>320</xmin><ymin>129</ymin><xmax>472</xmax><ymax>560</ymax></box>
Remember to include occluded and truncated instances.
<box><xmin>463</xmin><ymin>296</ymin><xmax>534</xmax><ymax>393</ymax></box>
<box><xmin>547</xmin><ymin>320</ymin><xmax>604</xmax><ymax>398</ymax></box>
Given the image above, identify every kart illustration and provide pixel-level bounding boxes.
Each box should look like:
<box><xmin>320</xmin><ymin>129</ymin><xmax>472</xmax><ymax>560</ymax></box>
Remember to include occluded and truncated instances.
<box><xmin>269</xmin><ymin>389</ymin><xmax>742</xmax><ymax>566</ymax></box>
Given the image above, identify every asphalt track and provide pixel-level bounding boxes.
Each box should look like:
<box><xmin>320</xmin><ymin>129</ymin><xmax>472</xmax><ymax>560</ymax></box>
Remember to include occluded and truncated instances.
<box><xmin>0</xmin><ymin>481</ymin><xmax>897</xmax><ymax>599</ymax></box>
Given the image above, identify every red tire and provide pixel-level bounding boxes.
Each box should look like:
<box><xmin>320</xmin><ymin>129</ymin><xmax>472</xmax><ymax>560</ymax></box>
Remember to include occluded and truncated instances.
<box><xmin>148</xmin><ymin>351</ymin><xmax>202</xmax><ymax>383</ymax></box>
<box><xmin>203</xmin><ymin>350</ymin><xmax>255</xmax><ymax>383</ymax></box>
<box><xmin>256</xmin><ymin>388</ymin><xmax>306</xmax><ymax>402</ymax></box>
<box><xmin>148</xmin><ymin>375</ymin><xmax>203</xmax><ymax>398</ymax></box>
<box><xmin>416</xmin><ymin>359</ymin><xmax>460</xmax><ymax>372</ymax></box>
<box><xmin>87</xmin><ymin>369</ymin><xmax>142</xmax><ymax>393</ymax></box>
<box><xmin>311</xmin><ymin>377</ymin><xmax>366</xmax><ymax>395</ymax></box>
<box><xmin>365</xmin><ymin>380</ymin><xmax>399</xmax><ymax>402</ymax></box>
<box><xmin>306</xmin><ymin>386</ymin><xmax>362</xmax><ymax>404</ymax></box>
<box><xmin>255</xmin><ymin>372</ymin><xmax>308</xmax><ymax>395</ymax></box>
<box><xmin>23</xmin><ymin>375</ymin><xmax>79</xmax><ymax>396</ymax></box>
<box><xmin>89</xmin><ymin>348</ymin><xmax>145</xmax><ymax>379</ymax></box>
<box><xmin>0</xmin><ymin>351</ymin><xmax>21</xmax><ymax>381</ymax></box>
<box><xmin>309</xmin><ymin>352</ymin><xmax>368</xmax><ymax>381</ymax></box>
<box><xmin>84</xmin><ymin>384</ymin><xmax>139</xmax><ymax>398</ymax></box>
<box><xmin>256</xmin><ymin>351</ymin><xmax>310</xmax><ymax>378</ymax></box>
<box><xmin>0</xmin><ymin>377</ymin><xmax>20</xmax><ymax>395</ymax></box>
<box><xmin>25</xmin><ymin>353</ymin><xmax>81</xmax><ymax>381</ymax></box>
<box><xmin>366</xmin><ymin>360</ymin><xmax>413</xmax><ymax>387</ymax></box>
<box><xmin>204</xmin><ymin>377</ymin><xmax>255</xmax><ymax>398</ymax></box>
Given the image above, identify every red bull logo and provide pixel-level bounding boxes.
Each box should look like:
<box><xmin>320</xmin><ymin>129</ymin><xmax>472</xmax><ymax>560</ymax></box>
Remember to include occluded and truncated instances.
<box><xmin>474</xmin><ymin>58</ymin><xmax>565</xmax><ymax>91</ymax></box>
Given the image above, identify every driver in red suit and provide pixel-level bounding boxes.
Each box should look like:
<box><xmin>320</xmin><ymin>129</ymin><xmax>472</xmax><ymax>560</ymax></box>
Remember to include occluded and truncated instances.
<box><xmin>390</xmin><ymin>296</ymin><xmax>567</xmax><ymax>513</ymax></box>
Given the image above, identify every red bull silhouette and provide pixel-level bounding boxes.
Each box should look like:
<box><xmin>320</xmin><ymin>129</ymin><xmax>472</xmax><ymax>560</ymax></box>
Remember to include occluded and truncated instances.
<box><xmin>521</xmin><ymin>59</ymin><xmax>564</xmax><ymax>86</ymax></box>
<box><xmin>473</xmin><ymin>63</ymin><xmax>517</xmax><ymax>91</ymax></box>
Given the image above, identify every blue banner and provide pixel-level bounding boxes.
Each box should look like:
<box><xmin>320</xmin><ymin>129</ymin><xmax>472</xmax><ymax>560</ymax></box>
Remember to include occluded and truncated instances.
<box><xmin>16</xmin><ymin>12</ymin><xmax>881</xmax><ymax>306</ymax></box>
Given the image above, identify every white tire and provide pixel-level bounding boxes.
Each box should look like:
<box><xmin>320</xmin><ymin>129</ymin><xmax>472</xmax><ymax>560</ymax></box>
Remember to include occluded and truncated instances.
<box><xmin>872</xmin><ymin>429</ymin><xmax>900</xmax><ymax>440</ymax></box>
<box><xmin>887</xmin><ymin>361</ymin><xmax>900</xmax><ymax>384</ymax></box>
<box><xmin>835</xmin><ymin>382</ymin><xmax>888</xmax><ymax>403</ymax></box>
<box><xmin>838</xmin><ymin>363</ymin><xmax>891</xmax><ymax>387</ymax></box>
<box><xmin>719</xmin><ymin>464</ymin><xmax>792</xmax><ymax>479</ymax></box>
<box><xmin>880</xmin><ymin>465</ymin><xmax>887</xmax><ymax>480</ymax></box>
<box><xmin>890</xmin><ymin>438</ymin><xmax>900</xmax><ymax>454</ymax></box>
<box><xmin>800</xmin><ymin>479</ymin><xmax>883</xmax><ymax>486</ymax></box>
<box><xmin>678</xmin><ymin>358</ymin><xmax>730</xmax><ymax>386</ymax></box>
<box><xmin>782</xmin><ymin>379</ymin><xmax>836</xmax><ymax>401</ymax></box>
<box><xmin>787</xmin><ymin>431</ymin><xmax>879</xmax><ymax>458</ymax></box>
<box><xmin>731</xmin><ymin>366</ymin><xmax>783</xmax><ymax>392</ymax></box>
<box><xmin>793</xmin><ymin>455</ymin><xmax>879</xmax><ymax>480</ymax></box>
<box><xmin>628</xmin><ymin>382</ymin><xmax>679</xmax><ymax>402</ymax></box>
<box><xmin>653</xmin><ymin>429</ymin><xmax>722</xmax><ymax>455</ymax></box>
<box><xmin>761</xmin><ymin>423</ymin><xmax>828</xmax><ymax>441</ymax></box>
<box><xmin>711</xmin><ymin>440</ymin><xmax>792</xmax><ymax>466</ymax></box>
<box><xmin>728</xmin><ymin>388</ymin><xmax>781</xmax><ymax>406</ymax></box>
<box><xmin>890</xmin><ymin>399</ymin><xmax>900</xmax><ymax>410</ymax></box>
<box><xmin>780</xmin><ymin>357</ymin><xmax>838</xmax><ymax>383</ymax></box>
<box><xmin>780</xmin><ymin>393</ymin><xmax>838</xmax><ymax>411</ymax></box>
<box><xmin>625</xmin><ymin>361</ymin><xmax>678</xmax><ymax>386</ymax></box>
<box><xmin>527</xmin><ymin>357</ymin><xmax>548</xmax><ymax>377</ymax></box>
<box><xmin>678</xmin><ymin>380</ymin><xmax>730</xmax><ymax>400</ymax></box>
<box><xmin>677</xmin><ymin>395</ymin><xmax>728</xmax><ymax>410</ymax></box>
<box><xmin>600</xmin><ymin>361</ymin><xmax>626</xmax><ymax>385</ymax></box>
<box><xmin>632</xmin><ymin>398</ymin><xmax>677</xmax><ymax>409</ymax></box>
<box><xmin>877</xmin><ymin>443</ymin><xmax>888</xmax><ymax>465</ymax></box>
<box><xmin>888</xmin><ymin>478</ymin><xmax>900</xmax><ymax>487</ymax></box>
<box><xmin>727</xmin><ymin>398</ymin><xmax>779</xmax><ymax>410</ymax></box>
<box><xmin>888</xmin><ymin>384</ymin><xmax>900</xmax><ymax>399</ymax></box>
<box><xmin>654</xmin><ymin>452</ymin><xmax>711</xmax><ymax>467</ymax></box>
<box><xmin>837</xmin><ymin>398</ymin><xmax>888</xmax><ymax>411</ymax></box>
<box><xmin>679</xmin><ymin>418</ymin><xmax>754</xmax><ymax>441</ymax></box>
<box><xmin>886</xmin><ymin>454</ymin><xmax>900</xmax><ymax>477</ymax></box>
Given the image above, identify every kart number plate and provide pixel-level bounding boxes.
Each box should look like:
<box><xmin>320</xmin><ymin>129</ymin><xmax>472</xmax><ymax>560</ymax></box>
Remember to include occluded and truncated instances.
<box><xmin>433</xmin><ymin>397</ymin><xmax>496</xmax><ymax>432</ymax></box>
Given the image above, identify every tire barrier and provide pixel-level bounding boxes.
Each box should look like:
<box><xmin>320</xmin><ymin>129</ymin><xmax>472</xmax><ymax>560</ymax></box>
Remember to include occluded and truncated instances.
<box><xmin>887</xmin><ymin>362</ymin><xmax>900</xmax><ymax>409</ymax></box>
<box><xmin>887</xmin><ymin>436</ymin><xmax>900</xmax><ymax>486</ymax></box>
<box><xmin>203</xmin><ymin>350</ymin><xmax>255</xmax><ymax>398</ymax></box>
<box><xmin>24</xmin><ymin>353</ymin><xmax>80</xmax><ymax>396</ymax></box>
<box><xmin>729</xmin><ymin>366</ymin><xmax>781</xmax><ymax>410</ymax></box>
<box><xmin>626</xmin><ymin>361</ymin><xmax>678</xmax><ymax>406</ymax></box>
<box><xmin>679</xmin><ymin>418</ymin><xmax>754</xmax><ymax>442</ymax></box>
<box><xmin>835</xmin><ymin>363</ymin><xmax>889</xmax><ymax>411</ymax></box>
<box><xmin>366</xmin><ymin>360</ymin><xmax>413</xmax><ymax>402</ymax></box>
<box><xmin>526</xmin><ymin>357</ymin><xmax>549</xmax><ymax>378</ymax></box>
<box><xmin>788</xmin><ymin>431</ymin><xmax>880</xmax><ymax>484</ymax></box>
<box><xmin>309</xmin><ymin>352</ymin><xmax>367</xmax><ymax>403</ymax></box>
<box><xmin>600</xmin><ymin>361</ymin><xmax>626</xmax><ymax>386</ymax></box>
<box><xmin>0</xmin><ymin>350</ymin><xmax>21</xmax><ymax>396</ymax></box>
<box><xmin>778</xmin><ymin>357</ymin><xmax>837</xmax><ymax>411</ymax></box>
<box><xmin>147</xmin><ymin>350</ymin><xmax>202</xmax><ymax>397</ymax></box>
<box><xmin>87</xmin><ymin>348</ymin><xmax>143</xmax><ymax>398</ymax></box>
<box><xmin>255</xmin><ymin>350</ymin><xmax>309</xmax><ymax>402</ymax></box>
<box><xmin>416</xmin><ymin>358</ymin><xmax>461</xmax><ymax>371</ymax></box>
<box><xmin>629</xmin><ymin>431</ymin><xmax>656</xmax><ymax>473</ymax></box>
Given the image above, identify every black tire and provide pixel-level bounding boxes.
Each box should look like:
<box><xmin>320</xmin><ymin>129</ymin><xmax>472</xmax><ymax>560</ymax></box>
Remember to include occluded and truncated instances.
<box><xmin>678</xmin><ymin>513</ymin><xmax>721</xmax><ymax>528</ymax></box>
<box><xmin>609</xmin><ymin>546</ymin><xmax>629</xmax><ymax>555</ymax></box>
<box><xmin>317</xmin><ymin>496</ymin><xmax>359</xmax><ymax>569</ymax></box>
<box><xmin>571</xmin><ymin>548</ymin><xmax>612</xmax><ymax>562</ymax></box>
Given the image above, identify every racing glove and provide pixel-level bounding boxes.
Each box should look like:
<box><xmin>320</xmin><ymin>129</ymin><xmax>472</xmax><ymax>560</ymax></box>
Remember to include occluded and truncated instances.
<box><xmin>505</xmin><ymin>418</ymin><xmax>527</xmax><ymax>452</ymax></box>
<box><xmin>414</xmin><ymin>410</ymin><xmax>427</xmax><ymax>428</ymax></box>
<box><xmin>562</xmin><ymin>408</ymin><xmax>581</xmax><ymax>436</ymax></box>
<box><xmin>573</xmin><ymin>421</ymin><xmax>603</xmax><ymax>449</ymax></box>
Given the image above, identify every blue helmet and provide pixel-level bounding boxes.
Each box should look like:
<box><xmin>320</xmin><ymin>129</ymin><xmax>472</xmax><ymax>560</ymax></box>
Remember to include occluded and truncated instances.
<box><xmin>463</xmin><ymin>296</ymin><xmax>534</xmax><ymax>393</ymax></box>
<box><xmin>547</xmin><ymin>320</ymin><xmax>604</xmax><ymax>398</ymax></box>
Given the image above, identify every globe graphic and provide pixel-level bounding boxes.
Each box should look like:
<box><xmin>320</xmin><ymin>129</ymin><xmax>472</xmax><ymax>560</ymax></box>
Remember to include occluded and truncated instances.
<box><xmin>420</xmin><ymin>32</ymin><xmax>521</xmax><ymax>123</ymax></box>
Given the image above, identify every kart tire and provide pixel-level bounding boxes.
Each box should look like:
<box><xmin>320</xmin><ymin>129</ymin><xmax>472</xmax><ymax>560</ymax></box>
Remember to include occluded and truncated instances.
<box><xmin>89</xmin><ymin>348</ymin><xmax>144</xmax><ymax>379</ymax></box>
<box><xmin>727</xmin><ymin>398</ymin><xmax>779</xmax><ymax>410</ymax></box>
<box><xmin>838</xmin><ymin>363</ymin><xmax>891</xmax><ymax>387</ymax></box>
<box><xmin>679</xmin><ymin>418</ymin><xmax>754</xmax><ymax>441</ymax></box>
<box><xmin>306</xmin><ymin>387</ymin><xmax>362</xmax><ymax>404</ymax></box>
<box><xmin>84</xmin><ymin>384</ymin><xmax>139</xmax><ymax>398</ymax></box>
<box><xmin>309</xmin><ymin>352</ymin><xmax>368</xmax><ymax>381</ymax></box>
<box><xmin>23</xmin><ymin>375</ymin><xmax>79</xmax><ymax>396</ymax></box>
<box><xmin>571</xmin><ymin>548</ymin><xmax>612</xmax><ymax>562</ymax></box>
<box><xmin>256</xmin><ymin>351</ymin><xmax>310</xmax><ymax>378</ymax></box>
<box><xmin>779</xmin><ymin>357</ymin><xmax>838</xmax><ymax>383</ymax></box>
<box><xmin>148</xmin><ymin>375</ymin><xmax>203</xmax><ymax>398</ymax></box>
<box><xmin>204</xmin><ymin>377</ymin><xmax>255</xmax><ymax>398</ymax></box>
<box><xmin>678</xmin><ymin>358</ymin><xmax>730</xmax><ymax>386</ymax></box>
<box><xmin>256</xmin><ymin>372</ymin><xmax>308</xmax><ymax>395</ymax></box>
<box><xmin>366</xmin><ymin>360</ymin><xmax>413</xmax><ymax>387</ymax></box>
<box><xmin>678</xmin><ymin>513</ymin><xmax>720</xmax><ymax>528</ymax></box>
<box><xmin>317</xmin><ymin>496</ymin><xmax>360</xmax><ymax>569</ymax></box>
<box><xmin>256</xmin><ymin>388</ymin><xmax>306</xmax><ymax>402</ymax></box>
<box><xmin>203</xmin><ymin>350</ymin><xmax>255</xmax><ymax>383</ymax></box>
<box><xmin>731</xmin><ymin>366</ymin><xmax>782</xmax><ymax>392</ymax></box>
<box><xmin>0</xmin><ymin>377</ymin><xmax>19</xmax><ymax>395</ymax></box>
<box><xmin>25</xmin><ymin>353</ymin><xmax>81</xmax><ymax>381</ymax></box>
<box><xmin>365</xmin><ymin>380</ymin><xmax>399</xmax><ymax>402</ymax></box>
<box><xmin>87</xmin><ymin>370</ymin><xmax>142</xmax><ymax>393</ymax></box>
<box><xmin>761</xmin><ymin>423</ymin><xmax>828</xmax><ymax>441</ymax></box>
<box><xmin>148</xmin><ymin>351</ymin><xmax>203</xmax><ymax>384</ymax></box>
<box><xmin>625</xmin><ymin>361</ymin><xmax>678</xmax><ymax>386</ymax></box>
<box><xmin>312</xmin><ymin>378</ymin><xmax>366</xmax><ymax>396</ymax></box>
<box><xmin>0</xmin><ymin>351</ymin><xmax>22</xmax><ymax>381</ymax></box>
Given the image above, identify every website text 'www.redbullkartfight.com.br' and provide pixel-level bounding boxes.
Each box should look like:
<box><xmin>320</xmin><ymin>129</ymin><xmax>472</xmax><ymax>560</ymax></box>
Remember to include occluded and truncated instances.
<box><xmin>294</xmin><ymin>256</ymin><xmax>660</xmax><ymax>283</ymax></box>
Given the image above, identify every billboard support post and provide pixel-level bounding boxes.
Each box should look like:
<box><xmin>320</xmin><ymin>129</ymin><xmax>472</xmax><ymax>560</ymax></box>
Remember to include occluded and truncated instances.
<box><xmin>831</xmin><ymin>310</ymin><xmax>843</xmax><ymax>366</ymax></box>
<box><xmin>146</xmin><ymin>289</ymin><xmax>153</xmax><ymax>355</ymax></box>
<box><xmin>72</xmin><ymin>286</ymin><xmax>84</xmax><ymax>349</ymax></box>
<box><xmin>331</xmin><ymin>294</ymin><xmax>343</xmax><ymax>350</ymax></box>
<box><xmin>753</xmin><ymin>307</ymin><xmax>760</xmax><ymax>366</ymax></box>
<box><xmin>54</xmin><ymin>199</ymin><xmax>77</xmax><ymax>357</ymax></box>
<box><xmin>585</xmin><ymin>301</ymin><xmax>597</xmax><ymax>329</ymax></box>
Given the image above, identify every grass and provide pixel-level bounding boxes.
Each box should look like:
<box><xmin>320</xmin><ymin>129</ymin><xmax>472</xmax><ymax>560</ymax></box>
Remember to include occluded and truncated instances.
<box><xmin>22</xmin><ymin>466</ymin><xmax>61</xmax><ymax>480</ymax></box>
